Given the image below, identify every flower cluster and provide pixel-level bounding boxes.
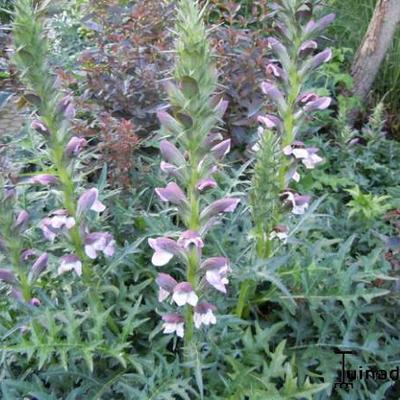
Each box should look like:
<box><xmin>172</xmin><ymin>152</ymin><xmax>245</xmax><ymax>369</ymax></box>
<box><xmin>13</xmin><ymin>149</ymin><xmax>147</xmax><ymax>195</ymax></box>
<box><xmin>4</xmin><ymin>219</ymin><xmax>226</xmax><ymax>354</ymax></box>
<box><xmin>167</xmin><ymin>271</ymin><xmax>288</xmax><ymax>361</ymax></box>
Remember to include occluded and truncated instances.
<box><xmin>254</xmin><ymin>0</ymin><xmax>335</xmax><ymax>239</ymax></box>
<box><xmin>237</xmin><ymin>1</ymin><xmax>335</xmax><ymax>317</ymax></box>
<box><xmin>149</xmin><ymin>0</ymin><xmax>239</xmax><ymax>339</ymax></box>
<box><xmin>4</xmin><ymin>0</ymin><xmax>116</xmax><ymax>309</ymax></box>
<box><xmin>150</xmin><ymin>139</ymin><xmax>239</xmax><ymax>337</ymax></box>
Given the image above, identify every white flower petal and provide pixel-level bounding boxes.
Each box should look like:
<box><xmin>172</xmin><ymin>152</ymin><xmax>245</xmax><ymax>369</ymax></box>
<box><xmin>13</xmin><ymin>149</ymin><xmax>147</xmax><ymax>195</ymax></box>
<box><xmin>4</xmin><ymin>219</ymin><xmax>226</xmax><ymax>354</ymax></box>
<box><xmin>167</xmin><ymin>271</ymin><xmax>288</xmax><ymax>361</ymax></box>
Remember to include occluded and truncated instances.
<box><xmin>172</xmin><ymin>291</ymin><xmax>188</xmax><ymax>306</ymax></box>
<box><xmin>162</xmin><ymin>322</ymin><xmax>176</xmax><ymax>334</ymax></box>
<box><xmin>65</xmin><ymin>217</ymin><xmax>76</xmax><ymax>229</ymax></box>
<box><xmin>187</xmin><ymin>292</ymin><xmax>198</xmax><ymax>306</ymax></box>
<box><xmin>176</xmin><ymin>323</ymin><xmax>184</xmax><ymax>338</ymax></box>
<box><xmin>85</xmin><ymin>244</ymin><xmax>98</xmax><ymax>259</ymax></box>
<box><xmin>91</xmin><ymin>199</ymin><xmax>106</xmax><ymax>212</ymax></box>
<box><xmin>152</xmin><ymin>250</ymin><xmax>173</xmax><ymax>267</ymax></box>
<box><xmin>206</xmin><ymin>270</ymin><xmax>227</xmax><ymax>293</ymax></box>
<box><xmin>292</xmin><ymin>148</ymin><xmax>308</xmax><ymax>159</ymax></box>
<box><xmin>158</xmin><ymin>288</ymin><xmax>170</xmax><ymax>302</ymax></box>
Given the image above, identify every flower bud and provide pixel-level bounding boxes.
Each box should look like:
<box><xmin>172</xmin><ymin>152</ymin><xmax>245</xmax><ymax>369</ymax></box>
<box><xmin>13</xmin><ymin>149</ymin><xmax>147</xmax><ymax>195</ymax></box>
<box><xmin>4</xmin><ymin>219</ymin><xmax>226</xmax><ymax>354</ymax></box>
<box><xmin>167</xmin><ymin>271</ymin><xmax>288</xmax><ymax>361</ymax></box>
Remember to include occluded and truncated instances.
<box><xmin>157</xmin><ymin>111</ymin><xmax>182</xmax><ymax>135</ymax></box>
<box><xmin>160</xmin><ymin>140</ymin><xmax>186</xmax><ymax>166</ymax></box>
<box><xmin>31</xmin><ymin>120</ymin><xmax>50</xmax><ymax>136</ymax></box>
<box><xmin>14</xmin><ymin>210</ymin><xmax>29</xmax><ymax>232</ymax></box>
<box><xmin>155</xmin><ymin>182</ymin><xmax>188</xmax><ymax>206</ymax></box>
<box><xmin>200</xmin><ymin>197</ymin><xmax>240</xmax><ymax>221</ymax></box>
<box><xmin>211</xmin><ymin>139</ymin><xmax>231</xmax><ymax>160</ymax></box>
<box><xmin>261</xmin><ymin>81</ymin><xmax>287</xmax><ymax>112</ymax></box>
<box><xmin>65</xmin><ymin>136</ymin><xmax>87</xmax><ymax>157</ymax></box>
<box><xmin>31</xmin><ymin>253</ymin><xmax>48</xmax><ymax>278</ymax></box>
<box><xmin>30</xmin><ymin>174</ymin><xmax>58</xmax><ymax>186</ymax></box>
<box><xmin>0</xmin><ymin>268</ymin><xmax>17</xmax><ymax>283</ymax></box>
<box><xmin>77</xmin><ymin>188</ymin><xmax>106</xmax><ymax>215</ymax></box>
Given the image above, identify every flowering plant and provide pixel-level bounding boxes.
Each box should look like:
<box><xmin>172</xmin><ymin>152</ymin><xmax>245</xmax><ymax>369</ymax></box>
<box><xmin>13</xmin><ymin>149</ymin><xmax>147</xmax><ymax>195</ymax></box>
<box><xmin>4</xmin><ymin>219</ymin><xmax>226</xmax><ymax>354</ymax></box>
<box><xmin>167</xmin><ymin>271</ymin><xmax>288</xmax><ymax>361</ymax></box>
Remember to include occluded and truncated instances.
<box><xmin>237</xmin><ymin>0</ymin><xmax>335</xmax><ymax>316</ymax></box>
<box><xmin>149</xmin><ymin>0</ymin><xmax>240</xmax><ymax>361</ymax></box>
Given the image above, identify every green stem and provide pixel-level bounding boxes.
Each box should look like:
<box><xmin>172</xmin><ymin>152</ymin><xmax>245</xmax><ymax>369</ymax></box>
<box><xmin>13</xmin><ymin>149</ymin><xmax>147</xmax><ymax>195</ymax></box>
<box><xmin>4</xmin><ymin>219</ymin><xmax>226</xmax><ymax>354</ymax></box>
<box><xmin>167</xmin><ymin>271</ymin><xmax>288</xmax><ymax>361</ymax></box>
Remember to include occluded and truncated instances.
<box><xmin>236</xmin><ymin>32</ymin><xmax>302</xmax><ymax>319</ymax></box>
<box><xmin>48</xmin><ymin>123</ymin><xmax>119</xmax><ymax>335</ymax></box>
<box><xmin>183</xmin><ymin>154</ymin><xmax>200</xmax><ymax>375</ymax></box>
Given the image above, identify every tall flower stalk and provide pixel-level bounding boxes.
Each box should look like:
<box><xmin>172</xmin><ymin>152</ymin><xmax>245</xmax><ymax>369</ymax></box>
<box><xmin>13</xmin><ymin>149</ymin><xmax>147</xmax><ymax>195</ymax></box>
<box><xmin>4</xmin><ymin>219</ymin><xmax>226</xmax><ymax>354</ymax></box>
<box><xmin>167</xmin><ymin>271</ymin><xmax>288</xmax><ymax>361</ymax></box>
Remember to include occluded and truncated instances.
<box><xmin>236</xmin><ymin>0</ymin><xmax>335</xmax><ymax>317</ymax></box>
<box><xmin>149</xmin><ymin>0</ymin><xmax>239</xmax><ymax>363</ymax></box>
<box><xmin>11</xmin><ymin>0</ymin><xmax>116</xmax><ymax>314</ymax></box>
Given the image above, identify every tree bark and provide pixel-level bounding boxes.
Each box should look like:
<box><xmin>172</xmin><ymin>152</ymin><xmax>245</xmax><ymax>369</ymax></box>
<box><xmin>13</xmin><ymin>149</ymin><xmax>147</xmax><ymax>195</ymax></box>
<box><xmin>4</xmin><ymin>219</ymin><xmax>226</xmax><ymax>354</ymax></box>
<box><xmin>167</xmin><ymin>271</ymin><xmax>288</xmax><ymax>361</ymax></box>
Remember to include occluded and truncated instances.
<box><xmin>351</xmin><ymin>0</ymin><xmax>400</xmax><ymax>102</ymax></box>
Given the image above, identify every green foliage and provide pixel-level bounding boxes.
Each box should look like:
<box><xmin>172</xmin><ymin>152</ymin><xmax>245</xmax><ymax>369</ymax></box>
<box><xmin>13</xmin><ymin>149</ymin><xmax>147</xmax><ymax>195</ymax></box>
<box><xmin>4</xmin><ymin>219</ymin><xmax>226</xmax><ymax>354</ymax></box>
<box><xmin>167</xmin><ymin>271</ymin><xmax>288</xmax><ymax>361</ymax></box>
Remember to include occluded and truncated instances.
<box><xmin>345</xmin><ymin>185</ymin><xmax>390</xmax><ymax>221</ymax></box>
<box><xmin>0</xmin><ymin>0</ymin><xmax>14</xmax><ymax>22</ymax></box>
<box><xmin>250</xmin><ymin>130</ymin><xmax>282</xmax><ymax>258</ymax></box>
<box><xmin>2</xmin><ymin>0</ymin><xmax>400</xmax><ymax>399</ymax></box>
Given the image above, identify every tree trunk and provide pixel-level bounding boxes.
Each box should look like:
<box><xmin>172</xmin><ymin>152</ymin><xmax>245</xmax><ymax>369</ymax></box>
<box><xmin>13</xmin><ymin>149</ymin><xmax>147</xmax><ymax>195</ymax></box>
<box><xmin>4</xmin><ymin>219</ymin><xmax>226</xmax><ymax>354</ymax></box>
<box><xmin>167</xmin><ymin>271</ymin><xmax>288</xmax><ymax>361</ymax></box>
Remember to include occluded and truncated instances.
<box><xmin>351</xmin><ymin>0</ymin><xmax>400</xmax><ymax>102</ymax></box>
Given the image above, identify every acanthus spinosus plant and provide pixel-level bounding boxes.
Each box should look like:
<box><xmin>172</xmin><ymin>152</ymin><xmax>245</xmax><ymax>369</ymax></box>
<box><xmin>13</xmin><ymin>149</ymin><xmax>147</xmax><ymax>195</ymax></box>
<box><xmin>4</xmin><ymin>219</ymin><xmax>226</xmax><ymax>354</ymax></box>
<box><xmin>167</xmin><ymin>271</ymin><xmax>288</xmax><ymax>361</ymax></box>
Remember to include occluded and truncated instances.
<box><xmin>237</xmin><ymin>0</ymin><xmax>335</xmax><ymax>317</ymax></box>
<box><xmin>9</xmin><ymin>0</ymin><xmax>116</xmax><ymax>311</ymax></box>
<box><xmin>148</xmin><ymin>0</ymin><xmax>239</xmax><ymax>355</ymax></box>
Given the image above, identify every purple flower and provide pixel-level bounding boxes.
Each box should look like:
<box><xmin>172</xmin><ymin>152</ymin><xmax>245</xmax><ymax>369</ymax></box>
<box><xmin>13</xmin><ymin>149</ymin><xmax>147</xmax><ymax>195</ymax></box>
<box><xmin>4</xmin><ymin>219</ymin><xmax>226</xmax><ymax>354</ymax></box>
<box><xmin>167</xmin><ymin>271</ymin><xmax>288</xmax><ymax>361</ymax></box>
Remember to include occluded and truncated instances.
<box><xmin>84</xmin><ymin>232</ymin><xmax>115</xmax><ymax>259</ymax></box>
<box><xmin>177</xmin><ymin>230</ymin><xmax>204</xmax><ymax>249</ymax></box>
<box><xmin>160</xmin><ymin>161</ymin><xmax>184</xmax><ymax>180</ymax></box>
<box><xmin>155</xmin><ymin>182</ymin><xmax>187</xmax><ymax>206</ymax></box>
<box><xmin>295</xmin><ymin>3</ymin><xmax>312</xmax><ymax>23</ymax></box>
<box><xmin>31</xmin><ymin>253</ymin><xmax>48</xmax><ymax>278</ymax></box>
<box><xmin>65</xmin><ymin>136</ymin><xmax>87</xmax><ymax>157</ymax></box>
<box><xmin>29</xmin><ymin>298</ymin><xmax>41</xmax><ymax>307</ymax></box>
<box><xmin>58</xmin><ymin>95</ymin><xmax>76</xmax><ymax>120</ymax></box>
<box><xmin>200</xmin><ymin>197</ymin><xmax>240</xmax><ymax>221</ymax></box>
<box><xmin>303</xmin><ymin>96</ymin><xmax>331</xmax><ymax>112</ymax></box>
<box><xmin>77</xmin><ymin>188</ymin><xmax>106</xmax><ymax>215</ymax></box>
<box><xmin>58</xmin><ymin>254</ymin><xmax>82</xmax><ymax>276</ymax></box>
<box><xmin>148</xmin><ymin>237</ymin><xmax>183</xmax><ymax>266</ymax></box>
<box><xmin>49</xmin><ymin>209</ymin><xmax>76</xmax><ymax>229</ymax></box>
<box><xmin>305</xmin><ymin>48</ymin><xmax>332</xmax><ymax>73</ymax></box>
<box><xmin>30</xmin><ymin>174</ymin><xmax>58</xmax><ymax>186</ymax></box>
<box><xmin>267</xmin><ymin>37</ymin><xmax>290</xmax><ymax>69</ymax></box>
<box><xmin>157</xmin><ymin>111</ymin><xmax>182</xmax><ymax>134</ymax></box>
<box><xmin>257</xmin><ymin>114</ymin><xmax>282</xmax><ymax>130</ymax></box>
<box><xmin>21</xmin><ymin>249</ymin><xmax>37</xmax><ymax>262</ymax></box>
<box><xmin>162</xmin><ymin>313</ymin><xmax>184</xmax><ymax>337</ymax></box>
<box><xmin>211</xmin><ymin>139</ymin><xmax>231</xmax><ymax>160</ymax></box>
<box><xmin>299</xmin><ymin>40</ymin><xmax>317</xmax><ymax>56</ymax></box>
<box><xmin>39</xmin><ymin>218</ymin><xmax>58</xmax><ymax>241</ymax></box>
<box><xmin>261</xmin><ymin>81</ymin><xmax>287</xmax><ymax>111</ymax></box>
<box><xmin>194</xmin><ymin>302</ymin><xmax>217</xmax><ymax>328</ymax></box>
<box><xmin>298</xmin><ymin>93</ymin><xmax>318</xmax><ymax>104</ymax></box>
<box><xmin>205</xmin><ymin>269</ymin><xmax>229</xmax><ymax>293</ymax></box>
<box><xmin>301</xmin><ymin>148</ymin><xmax>323</xmax><ymax>169</ymax></box>
<box><xmin>14</xmin><ymin>210</ymin><xmax>29</xmax><ymax>231</ymax></box>
<box><xmin>282</xmin><ymin>192</ymin><xmax>311</xmax><ymax>215</ymax></box>
<box><xmin>305</xmin><ymin>13</ymin><xmax>336</xmax><ymax>35</ymax></box>
<box><xmin>31</xmin><ymin>120</ymin><xmax>49</xmax><ymax>136</ymax></box>
<box><xmin>156</xmin><ymin>273</ymin><xmax>178</xmax><ymax>302</ymax></box>
<box><xmin>283</xmin><ymin>143</ymin><xmax>323</xmax><ymax>169</ymax></box>
<box><xmin>172</xmin><ymin>282</ymin><xmax>198</xmax><ymax>306</ymax></box>
<box><xmin>159</xmin><ymin>140</ymin><xmax>186</xmax><ymax>166</ymax></box>
<box><xmin>201</xmin><ymin>257</ymin><xmax>231</xmax><ymax>274</ymax></box>
<box><xmin>201</xmin><ymin>257</ymin><xmax>231</xmax><ymax>293</ymax></box>
<box><xmin>266</xmin><ymin>63</ymin><xmax>283</xmax><ymax>78</ymax></box>
<box><xmin>0</xmin><ymin>268</ymin><xmax>16</xmax><ymax>283</ymax></box>
<box><xmin>196</xmin><ymin>178</ymin><xmax>217</xmax><ymax>191</ymax></box>
<box><xmin>39</xmin><ymin>210</ymin><xmax>75</xmax><ymax>241</ymax></box>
